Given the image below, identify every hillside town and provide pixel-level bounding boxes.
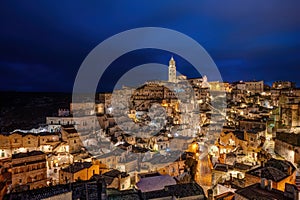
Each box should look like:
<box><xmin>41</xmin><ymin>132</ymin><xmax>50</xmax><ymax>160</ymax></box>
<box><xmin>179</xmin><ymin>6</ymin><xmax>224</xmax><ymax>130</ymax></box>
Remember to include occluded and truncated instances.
<box><xmin>1</xmin><ymin>57</ymin><xmax>300</xmax><ymax>200</ymax></box>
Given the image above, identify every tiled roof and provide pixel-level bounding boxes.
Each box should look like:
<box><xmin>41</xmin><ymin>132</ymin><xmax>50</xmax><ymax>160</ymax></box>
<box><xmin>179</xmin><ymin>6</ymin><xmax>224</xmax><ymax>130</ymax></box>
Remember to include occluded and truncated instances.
<box><xmin>103</xmin><ymin>169</ymin><xmax>129</xmax><ymax>179</ymax></box>
<box><xmin>247</xmin><ymin>159</ymin><xmax>295</xmax><ymax>182</ymax></box>
<box><xmin>4</xmin><ymin>184</ymin><xmax>70</xmax><ymax>200</ymax></box>
<box><xmin>12</xmin><ymin>150</ymin><xmax>45</xmax><ymax>159</ymax></box>
<box><xmin>61</xmin><ymin>162</ymin><xmax>92</xmax><ymax>173</ymax></box>
<box><xmin>142</xmin><ymin>183</ymin><xmax>206</xmax><ymax>199</ymax></box>
<box><xmin>214</xmin><ymin>163</ymin><xmax>228</xmax><ymax>172</ymax></box>
<box><xmin>235</xmin><ymin>183</ymin><xmax>292</xmax><ymax>200</ymax></box>
<box><xmin>6</xmin><ymin>180</ymin><xmax>103</xmax><ymax>200</ymax></box>
<box><xmin>234</xmin><ymin>162</ymin><xmax>252</xmax><ymax>171</ymax></box>
<box><xmin>107</xmin><ymin>189</ymin><xmax>142</xmax><ymax>200</ymax></box>
<box><xmin>276</xmin><ymin>132</ymin><xmax>300</xmax><ymax>147</ymax></box>
<box><xmin>266</xmin><ymin>158</ymin><xmax>296</xmax><ymax>174</ymax></box>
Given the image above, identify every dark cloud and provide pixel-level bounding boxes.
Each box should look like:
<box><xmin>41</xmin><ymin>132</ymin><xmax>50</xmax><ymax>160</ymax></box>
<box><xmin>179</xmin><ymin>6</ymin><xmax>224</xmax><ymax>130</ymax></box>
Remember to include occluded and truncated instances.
<box><xmin>0</xmin><ymin>0</ymin><xmax>300</xmax><ymax>91</ymax></box>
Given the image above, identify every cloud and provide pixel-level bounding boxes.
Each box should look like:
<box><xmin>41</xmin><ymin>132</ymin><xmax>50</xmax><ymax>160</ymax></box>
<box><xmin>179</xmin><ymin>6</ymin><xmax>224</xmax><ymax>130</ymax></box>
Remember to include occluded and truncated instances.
<box><xmin>0</xmin><ymin>0</ymin><xmax>299</xmax><ymax>91</ymax></box>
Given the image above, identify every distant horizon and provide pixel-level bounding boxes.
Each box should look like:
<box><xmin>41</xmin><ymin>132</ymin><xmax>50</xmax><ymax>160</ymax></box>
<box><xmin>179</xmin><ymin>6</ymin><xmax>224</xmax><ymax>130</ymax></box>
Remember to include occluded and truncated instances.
<box><xmin>0</xmin><ymin>78</ymin><xmax>298</xmax><ymax>93</ymax></box>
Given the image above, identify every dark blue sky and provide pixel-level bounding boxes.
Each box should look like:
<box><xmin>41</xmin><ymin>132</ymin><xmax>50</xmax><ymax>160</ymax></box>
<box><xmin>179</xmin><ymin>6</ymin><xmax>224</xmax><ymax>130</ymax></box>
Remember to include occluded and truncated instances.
<box><xmin>0</xmin><ymin>0</ymin><xmax>300</xmax><ymax>92</ymax></box>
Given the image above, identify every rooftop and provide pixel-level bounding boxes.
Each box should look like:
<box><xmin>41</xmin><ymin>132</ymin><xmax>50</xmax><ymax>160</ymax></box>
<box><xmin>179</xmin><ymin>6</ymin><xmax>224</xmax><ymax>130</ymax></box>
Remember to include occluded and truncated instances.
<box><xmin>235</xmin><ymin>183</ymin><xmax>293</xmax><ymax>200</ymax></box>
<box><xmin>107</xmin><ymin>189</ymin><xmax>141</xmax><ymax>200</ymax></box>
<box><xmin>5</xmin><ymin>180</ymin><xmax>103</xmax><ymax>200</ymax></box>
<box><xmin>61</xmin><ymin>162</ymin><xmax>92</xmax><ymax>173</ymax></box>
<box><xmin>12</xmin><ymin>150</ymin><xmax>45</xmax><ymax>159</ymax></box>
<box><xmin>247</xmin><ymin>158</ymin><xmax>295</xmax><ymax>182</ymax></box>
<box><xmin>276</xmin><ymin>132</ymin><xmax>300</xmax><ymax>146</ymax></box>
<box><xmin>142</xmin><ymin>183</ymin><xmax>206</xmax><ymax>199</ymax></box>
<box><xmin>136</xmin><ymin>174</ymin><xmax>176</xmax><ymax>192</ymax></box>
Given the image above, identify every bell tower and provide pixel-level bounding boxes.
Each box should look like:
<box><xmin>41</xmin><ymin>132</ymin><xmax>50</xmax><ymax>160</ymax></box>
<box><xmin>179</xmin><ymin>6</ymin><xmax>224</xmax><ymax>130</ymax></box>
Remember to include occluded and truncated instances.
<box><xmin>168</xmin><ymin>56</ymin><xmax>177</xmax><ymax>83</ymax></box>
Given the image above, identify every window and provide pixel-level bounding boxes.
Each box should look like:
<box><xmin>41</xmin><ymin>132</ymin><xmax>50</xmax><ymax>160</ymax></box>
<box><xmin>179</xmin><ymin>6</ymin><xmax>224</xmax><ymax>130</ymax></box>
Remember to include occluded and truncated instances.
<box><xmin>74</xmin><ymin>140</ymin><xmax>77</xmax><ymax>144</ymax></box>
<box><xmin>14</xmin><ymin>139</ymin><xmax>18</xmax><ymax>143</ymax></box>
<box><xmin>28</xmin><ymin>141</ymin><xmax>31</xmax><ymax>144</ymax></box>
<box><xmin>19</xmin><ymin>179</ymin><xmax>22</xmax><ymax>183</ymax></box>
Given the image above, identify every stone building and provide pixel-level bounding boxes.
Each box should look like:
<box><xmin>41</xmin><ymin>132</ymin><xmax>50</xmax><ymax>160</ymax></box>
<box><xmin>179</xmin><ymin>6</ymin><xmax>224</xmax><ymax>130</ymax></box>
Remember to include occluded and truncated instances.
<box><xmin>244</xmin><ymin>81</ymin><xmax>264</xmax><ymax>94</ymax></box>
<box><xmin>60</xmin><ymin>125</ymin><xmax>83</xmax><ymax>153</ymax></box>
<box><xmin>98</xmin><ymin>169</ymin><xmax>131</xmax><ymax>190</ymax></box>
<box><xmin>272</xmin><ymin>81</ymin><xmax>296</xmax><ymax>89</ymax></box>
<box><xmin>275</xmin><ymin>131</ymin><xmax>300</xmax><ymax>165</ymax></box>
<box><xmin>59</xmin><ymin>161</ymin><xmax>99</xmax><ymax>184</ymax></box>
<box><xmin>0</xmin><ymin>165</ymin><xmax>11</xmax><ymax>200</ymax></box>
<box><xmin>239</xmin><ymin>118</ymin><xmax>266</xmax><ymax>131</ymax></box>
<box><xmin>46</xmin><ymin>115</ymin><xmax>97</xmax><ymax>132</ymax></box>
<box><xmin>0</xmin><ymin>131</ymin><xmax>60</xmax><ymax>160</ymax></box>
<box><xmin>245</xmin><ymin>158</ymin><xmax>296</xmax><ymax>191</ymax></box>
<box><xmin>280</xmin><ymin>103</ymin><xmax>300</xmax><ymax>128</ymax></box>
<box><xmin>235</xmin><ymin>182</ymin><xmax>299</xmax><ymax>200</ymax></box>
<box><xmin>211</xmin><ymin>162</ymin><xmax>253</xmax><ymax>190</ymax></box>
<box><xmin>11</xmin><ymin>151</ymin><xmax>47</xmax><ymax>192</ymax></box>
<box><xmin>140</xmin><ymin>151</ymin><xmax>185</xmax><ymax>177</ymax></box>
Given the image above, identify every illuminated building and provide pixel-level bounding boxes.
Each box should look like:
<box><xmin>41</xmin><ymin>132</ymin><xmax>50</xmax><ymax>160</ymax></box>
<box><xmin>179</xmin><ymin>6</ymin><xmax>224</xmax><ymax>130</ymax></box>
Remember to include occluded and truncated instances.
<box><xmin>245</xmin><ymin>158</ymin><xmax>296</xmax><ymax>191</ymax></box>
<box><xmin>275</xmin><ymin>131</ymin><xmax>300</xmax><ymax>164</ymax></box>
<box><xmin>11</xmin><ymin>151</ymin><xmax>47</xmax><ymax>192</ymax></box>
<box><xmin>59</xmin><ymin>161</ymin><xmax>99</xmax><ymax>184</ymax></box>
<box><xmin>168</xmin><ymin>56</ymin><xmax>177</xmax><ymax>83</ymax></box>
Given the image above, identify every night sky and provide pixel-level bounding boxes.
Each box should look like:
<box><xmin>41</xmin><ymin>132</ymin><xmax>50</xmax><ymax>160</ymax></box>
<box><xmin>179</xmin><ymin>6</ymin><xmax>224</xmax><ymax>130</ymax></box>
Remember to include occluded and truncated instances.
<box><xmin>0</xmin><ymin>1</ymin><xmax>300</xmax><ymax>92</ymax></box>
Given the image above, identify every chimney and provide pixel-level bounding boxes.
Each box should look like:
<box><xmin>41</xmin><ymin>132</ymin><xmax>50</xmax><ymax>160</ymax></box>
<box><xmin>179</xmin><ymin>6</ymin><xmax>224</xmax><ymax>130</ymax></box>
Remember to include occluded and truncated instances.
<box><xmin>267</xmin><ymin>180</ymin><xmax>272</xmax><ymax>191</ymax></box>
<box><xmin>260</xmin><ymin>178</ymin><xmax>266</xmax><ymax>189</ymax></box>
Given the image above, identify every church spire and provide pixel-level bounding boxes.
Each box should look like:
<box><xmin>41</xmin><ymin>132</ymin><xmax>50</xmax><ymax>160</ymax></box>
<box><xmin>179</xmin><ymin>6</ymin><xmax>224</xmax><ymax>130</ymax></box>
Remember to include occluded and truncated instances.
<box><xmin>169</xmin><ymin>56</ymin><xmax>175</xmax><ymax>66</ymax></box>
<box><xmin>168</xmin><ymin>56</ymin><xmax>177</xmax><ymax>83</ymax></box>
